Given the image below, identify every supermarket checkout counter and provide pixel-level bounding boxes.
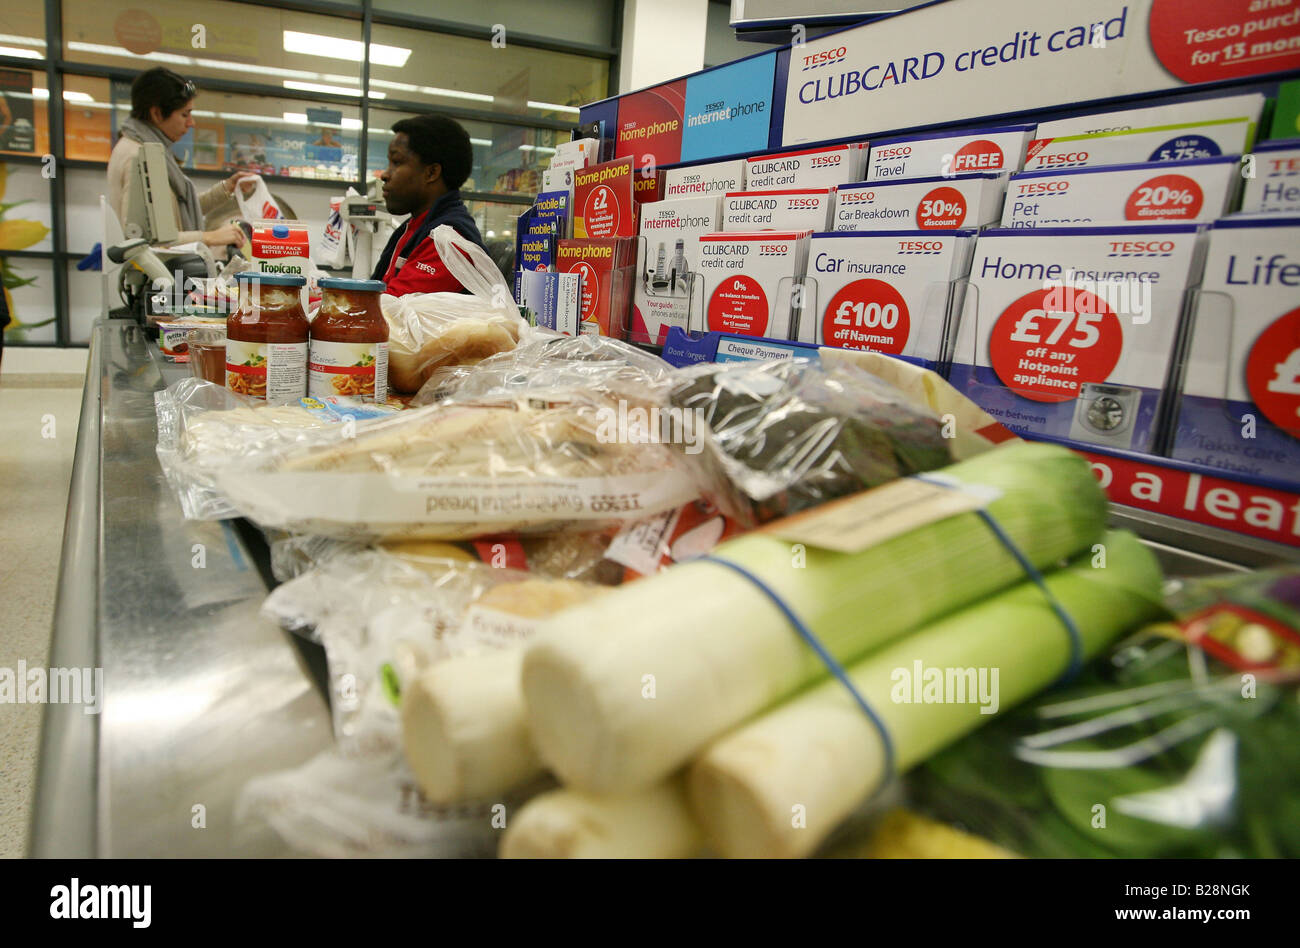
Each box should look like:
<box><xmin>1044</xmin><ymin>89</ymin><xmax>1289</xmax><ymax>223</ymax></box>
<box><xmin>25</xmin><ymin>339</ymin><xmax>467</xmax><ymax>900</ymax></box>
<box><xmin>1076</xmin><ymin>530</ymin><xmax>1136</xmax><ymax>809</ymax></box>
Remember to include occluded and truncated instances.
<box><xmin>29</xmin><ymin>320</ymin><xmax>1296</xmax><ymax>859</ymax></box>
<box><xmin>29</xmin><ymin>319</ymin><xmax>333</xmax><ymax>858</ymax></box>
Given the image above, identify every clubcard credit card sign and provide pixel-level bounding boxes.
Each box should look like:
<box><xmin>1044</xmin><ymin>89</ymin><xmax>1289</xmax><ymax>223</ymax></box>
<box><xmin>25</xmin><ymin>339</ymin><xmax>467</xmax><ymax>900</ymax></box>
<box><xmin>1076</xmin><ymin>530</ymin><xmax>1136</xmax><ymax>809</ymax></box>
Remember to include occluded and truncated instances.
<box><xmin>779</xmin><ymin>0</ymin><xmax>1300</xmax><ymax>148</ymax></box>
<box><xmin>1171</xmin><ymin>218</ymin><xmax>1300</xmax><ymax>486</ymax></box>
<box><xmin>835</xmin><ymin>174</ymin><xmax>1007</xmax><ymax>230</ymax></box>
<box><xmin>747</xmin><ymin>144</ymin><xmax>869</xmax><ymax>190</ymax></box>
<box><xmin>723</xmin><ymin>189</ymin><xmax>835</xmax><ymax>232</ymax></box>
<box><xmin>574</xmin><ymin>158</ymin><xmax>637</xmax><ymax>238</ymax></box>
<box><xmin>948</xmin><ymin>224</ymin><xmax>1204</xmax><ymax>454</ymax></box>
<box><xmin>1241</xmin><ymin>139</ymin><xmax>1300</xmax><ymax>213</ymax></box>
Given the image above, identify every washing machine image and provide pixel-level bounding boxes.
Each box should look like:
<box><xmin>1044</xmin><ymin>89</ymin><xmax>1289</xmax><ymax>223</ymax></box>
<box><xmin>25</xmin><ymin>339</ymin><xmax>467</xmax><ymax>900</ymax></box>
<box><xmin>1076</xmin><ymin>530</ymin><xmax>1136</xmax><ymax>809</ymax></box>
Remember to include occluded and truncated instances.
<box><xmin>1068</xmin><ymin>382</ymin><xmax>1141</xmax><ymax>449</ymax></box>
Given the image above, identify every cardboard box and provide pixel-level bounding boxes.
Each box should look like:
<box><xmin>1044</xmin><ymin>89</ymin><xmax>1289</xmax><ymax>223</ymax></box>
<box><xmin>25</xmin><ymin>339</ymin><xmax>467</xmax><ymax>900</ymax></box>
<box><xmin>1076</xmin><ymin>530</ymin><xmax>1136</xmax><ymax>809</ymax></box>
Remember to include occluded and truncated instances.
<box><xmin>1170</xmin><ymin>217</ymin><xmax>1300</xmax><ymax>485</ymax></box>
<box><xmin>663</xmin><ymin>158</ymin><xmax>747</xmax><ymax>199</ymax></box>
<box><xmin>1241</xmin><ymin>139</ymin><xmax>1300</xmax><ymax>214</ymax></box>
<box><xmin>630</xmin><ymin>195</ymin><xmax>723</xmax><ymax>346</ymax></box>
<box><xmin>722</xmin><ymin>188</ymin><xmax>835</xmax><ymax>232</ymax></box>
<box><xmin>556</xmin><ymin>238</ymin><xmax>637</xmax><ymax>338</ymax></box>
<box><xmin>696</xmin><ymin>230</ymin><xmax>811</xmax><ymax>339</ymax></box>
<box><xmin>746</xmin><ymin>143</ymin><xmax>868</xmax><ymax>190</ymax></box>
<box><xmin>948</xmin><ymin>224</ymin><xmax>1205</xmax><ymax>453</ymax></box>
<box><xmin>834</xmin><ymin>173</ymin><xmax>1006</xmax><ymax>231</ymax></box>
<box><xmin>251</xmin><ymin>221</ymin><xmax>312</xmax><ymax>280</ymax></box>
<box><xmin>1024</xmin><ymin>93</ymin><xmax>1265</xmax><ymax>171</ymax></box>
<box><xmin>866</xmin><ymin>125</ymin><xmax>1035</xmax><ymax>181</ymax></box>
<box><xmin>802</xmin><ymin>230</ymin><xmax>977</xmax><ymax>368</ymax></box>
<box><xmin>1002</xmin><ymin>156</ymin><xmax>1240</xmax><ymax>228</ymax></box>
<box><xmin>573</xmin><ymin>157</ymin><xmax>638</xmax><ymax>238</ymax></box>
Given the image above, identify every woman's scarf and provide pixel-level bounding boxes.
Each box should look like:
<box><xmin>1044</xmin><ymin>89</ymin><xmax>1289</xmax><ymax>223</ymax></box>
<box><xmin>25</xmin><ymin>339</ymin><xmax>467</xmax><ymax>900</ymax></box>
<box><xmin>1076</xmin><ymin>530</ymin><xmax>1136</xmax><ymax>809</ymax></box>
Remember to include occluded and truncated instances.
<box><xmin>119</xmin><ymin>116</ymin><xmax>204</xmax><ymax>232</ymax></box>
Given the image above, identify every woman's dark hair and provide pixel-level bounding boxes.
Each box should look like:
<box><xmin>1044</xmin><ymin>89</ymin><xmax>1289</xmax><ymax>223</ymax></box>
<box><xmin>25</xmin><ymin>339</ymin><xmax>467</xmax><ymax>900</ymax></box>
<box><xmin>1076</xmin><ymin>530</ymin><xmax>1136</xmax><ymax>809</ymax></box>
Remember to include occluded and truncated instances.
<box><xmin>391</xmin><ymin>114</ymin><xmax>474</xmax><ymax>191</ymax></box>
<box><xmin>130</xmin><ymin>67</ymin><xmax>196</xmax><ymax>122</ymax></box>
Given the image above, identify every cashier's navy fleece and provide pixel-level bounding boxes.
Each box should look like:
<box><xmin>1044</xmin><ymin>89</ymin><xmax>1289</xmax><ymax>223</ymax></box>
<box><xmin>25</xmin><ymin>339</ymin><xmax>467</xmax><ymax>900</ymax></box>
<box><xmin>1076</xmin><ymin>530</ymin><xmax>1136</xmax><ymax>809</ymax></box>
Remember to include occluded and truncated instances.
<box><xmin>371</xmin><ymin>189</ymin><xmax>486</xmax><ymax>296</ymax></box>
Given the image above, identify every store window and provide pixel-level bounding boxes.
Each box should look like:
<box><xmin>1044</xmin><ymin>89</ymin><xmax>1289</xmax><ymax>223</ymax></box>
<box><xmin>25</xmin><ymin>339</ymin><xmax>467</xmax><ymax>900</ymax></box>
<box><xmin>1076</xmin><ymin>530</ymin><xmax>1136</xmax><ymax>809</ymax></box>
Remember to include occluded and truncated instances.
<box><xmin>367</xmin><ymin>107</ymin><xmax>564</xmax><ymax>196</ymax></box>
<box><xmin>367</xmin><ymin>23</ymin><xmax>607</xmax><ymax>121</ymax></box>
<box><xmin>372</xmin><ymin>0</ymin><xmax>615</xmax><ymax>49</ymax></box>
<box><xmin>0</xmin><ymin>5</ymin><xmax>47</xmax><ymax>61</ymax></box>
<box><xmin>63</xmin><ymin>0</ymin><xmax>364</xmax><ymax>93</ymax></box>
<box><xmin>0</xmin><ymin>68</ymin><xmax>50</xmax><ymax>157</ymax></box>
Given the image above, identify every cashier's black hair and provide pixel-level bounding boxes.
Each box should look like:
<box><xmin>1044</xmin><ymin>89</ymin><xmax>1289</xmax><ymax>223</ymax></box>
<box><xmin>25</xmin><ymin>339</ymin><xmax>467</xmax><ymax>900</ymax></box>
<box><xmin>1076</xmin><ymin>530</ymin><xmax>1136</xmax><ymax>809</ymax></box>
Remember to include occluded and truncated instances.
<box><xmin>130</xmin><ymin>67</ymin><xmax>196</xmax><ymax>121</ymax></box>
<box><xmin>391</xmin><ymin>114</ymin><xmax>473</xmax><ymax>191</ymax></box>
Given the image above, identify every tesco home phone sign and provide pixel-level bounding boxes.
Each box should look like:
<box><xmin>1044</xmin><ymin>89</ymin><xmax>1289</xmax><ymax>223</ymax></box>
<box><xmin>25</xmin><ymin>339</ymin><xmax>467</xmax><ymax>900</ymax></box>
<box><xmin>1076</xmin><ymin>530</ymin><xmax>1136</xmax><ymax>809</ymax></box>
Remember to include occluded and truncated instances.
<box><xmin>781</xmin><ymin>0</ymin><xmax>1300</xmax><ymax>147</ymax></box>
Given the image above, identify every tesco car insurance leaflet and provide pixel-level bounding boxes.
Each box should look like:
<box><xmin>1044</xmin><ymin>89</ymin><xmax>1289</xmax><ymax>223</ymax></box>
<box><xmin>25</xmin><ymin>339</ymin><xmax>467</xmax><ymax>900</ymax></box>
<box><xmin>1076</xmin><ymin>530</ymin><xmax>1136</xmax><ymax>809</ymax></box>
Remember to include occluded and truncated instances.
<box><xmin>834</xmin><ymin>174</ymin><xmax>1007</xmax><ymax>230</ymax></box>
<box><xmin>801</xmin><ymin>230</ymin><xmax>977</xmax><ymax>369</ymax></box>
<box><xmin>1170</xmin><ymin>217</ymin><xmax>1300</xmax><ymax>486</ymax></box>
<box><xmin>948</xmin><ymin>224</ymin><xmax>1204</xmax><ymax>453</ymax></box>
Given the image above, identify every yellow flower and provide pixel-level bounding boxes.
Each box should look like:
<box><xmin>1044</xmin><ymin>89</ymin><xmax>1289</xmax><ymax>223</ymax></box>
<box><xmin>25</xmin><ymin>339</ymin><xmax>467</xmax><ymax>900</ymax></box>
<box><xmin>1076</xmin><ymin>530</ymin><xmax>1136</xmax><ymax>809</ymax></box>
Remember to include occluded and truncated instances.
<box><xmin>0</xmin><ymin>219</ymin><xmax>49</xmax><ymax>251</ymax></box>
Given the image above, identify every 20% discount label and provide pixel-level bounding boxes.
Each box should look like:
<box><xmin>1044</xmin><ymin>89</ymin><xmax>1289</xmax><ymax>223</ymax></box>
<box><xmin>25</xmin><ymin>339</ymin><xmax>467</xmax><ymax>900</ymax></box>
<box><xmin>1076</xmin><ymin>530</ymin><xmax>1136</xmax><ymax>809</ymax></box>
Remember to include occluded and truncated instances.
<box><xmin>990</xmin><ymin>288</ymin><xmax>1123</xmax><ymax>403</ymax></box>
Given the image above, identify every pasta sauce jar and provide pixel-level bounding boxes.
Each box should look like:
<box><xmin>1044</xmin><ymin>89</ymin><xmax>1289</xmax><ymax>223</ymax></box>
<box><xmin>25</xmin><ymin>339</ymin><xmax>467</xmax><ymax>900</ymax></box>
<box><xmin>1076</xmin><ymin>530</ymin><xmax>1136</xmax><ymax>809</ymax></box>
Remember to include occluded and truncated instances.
<box><xmin>226</xmin><ymin>272</ymin><xmax>309</xmax><ymax>404</ymax></box>
<box><xmin>309</xmin><ymin>278</ymin><xmax>389</xmax><ymax>403</ymax></box>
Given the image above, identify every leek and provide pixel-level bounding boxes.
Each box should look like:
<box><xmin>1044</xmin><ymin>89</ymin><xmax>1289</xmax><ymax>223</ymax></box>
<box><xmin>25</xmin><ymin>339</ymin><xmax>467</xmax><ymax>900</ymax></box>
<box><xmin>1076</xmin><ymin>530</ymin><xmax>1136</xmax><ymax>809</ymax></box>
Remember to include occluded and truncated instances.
<box><xmin>522</xmin><ymin>440</ymin><xmax>1109</xmax><ymax>793</ymax></box>
<box><xmin>687</xmin><ymin>530</ymin><xmax>1165</xmax><ymax>858</ymax></box>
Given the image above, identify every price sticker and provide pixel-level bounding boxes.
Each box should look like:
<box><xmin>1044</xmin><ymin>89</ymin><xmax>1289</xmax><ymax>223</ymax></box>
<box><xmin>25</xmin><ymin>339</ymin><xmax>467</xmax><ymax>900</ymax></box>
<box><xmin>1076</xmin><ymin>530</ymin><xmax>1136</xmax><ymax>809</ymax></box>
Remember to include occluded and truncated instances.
<box><xmin>821</xmin><ymin>279</ymin><xmax>910</xmax><ymax>353</ymax></box>
<box><xmin>1124</xmin><ymin>174</ymin><xmax>1205</xmax><ymax>221</ymax></box>
<box><xmin>1245</xmin><ymin>304</ymin><xmax>1300</xmax><ymax>441</ymax></box>
<box><xmin>708</xmin><ymin>275</ymin><xmax>769</xmax><ymax>336</ymax></box>
<box><xmin>989</xmin><ymin>287</ymin><xmax>1123</xmax><ymax>403</ymax></box>
<box><xmin>916</xmin><ymin>186</ymin><xmax>968</xmax><ymax>229</ymax></box>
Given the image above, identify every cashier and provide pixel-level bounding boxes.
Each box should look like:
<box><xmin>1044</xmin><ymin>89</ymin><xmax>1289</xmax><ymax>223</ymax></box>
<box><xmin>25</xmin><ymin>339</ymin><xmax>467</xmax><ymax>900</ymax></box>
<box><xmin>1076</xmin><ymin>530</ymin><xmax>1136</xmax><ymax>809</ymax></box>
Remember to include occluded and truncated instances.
<box><xmin>107</xmin><ymin>67</ymin><xmax>257</xmax><ymax>250</ymax></box>
<box><xmin>372</xmin><ymin>114</ymin><xmax>487</xmax><ymax>296</ymax></box>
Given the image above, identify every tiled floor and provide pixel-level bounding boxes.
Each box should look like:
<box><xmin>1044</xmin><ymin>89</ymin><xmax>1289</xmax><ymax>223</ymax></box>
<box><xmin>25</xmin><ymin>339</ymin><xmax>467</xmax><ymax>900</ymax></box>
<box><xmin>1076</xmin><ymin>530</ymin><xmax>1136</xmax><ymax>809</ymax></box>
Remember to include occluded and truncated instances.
<box><xmin>0</xmin><ymin>347</ymin><xmax>87</xmax><ymax>858</ymax></box>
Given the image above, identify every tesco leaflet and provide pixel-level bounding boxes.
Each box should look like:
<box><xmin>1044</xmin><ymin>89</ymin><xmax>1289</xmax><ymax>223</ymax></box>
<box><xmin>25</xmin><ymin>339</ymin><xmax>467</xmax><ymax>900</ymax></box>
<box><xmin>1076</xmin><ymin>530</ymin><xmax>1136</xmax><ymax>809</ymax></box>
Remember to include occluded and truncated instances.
<box><xmin>663</xmin><ymin>159</ymin><xmax>747</xmax><ymax>199</ymax></box>
<box><xmin>630</xmin><ymin>195</ymin><xmax>722</xmax><ymax>346</ymax></box>
<box><xmin>697</xmin><ymin>231</ymin><xmax>811</xmax><ymax>340</ymax></box>
<box><xmin>949</xmin><ymin>225</ymin><xmax>1204</xmax><ymax>453</ymax></box>
<box><xmin>745</xmin><ymin>143</ymin><xmax>868</xmax><ymax>190</ymax></box>
<box><xmin>723</xmin><ymin>189</ymin><xmax>835</xmax><ymax>232</ymax></box>
<box><xmin>866</xmin><ymin>125</ymin><xmax>1035</xmax><ymax>181</ymax></box>
<box><xmin>1002</xmin><ymin>156</ymin><xmax>1240</xmax><ymax>228</ymax></box>
<box><xmin>802</xmin><ymin>229</ymin><xmax>977</xmax><ymax>369</ymax></box>
<box><xmin>834</xmin><ymin>174</ymin><xmax>1006</xmax><ymax>231</ymax></box>
<box><xmin>1241</xmin><ymin>139</ymin><xmax>1300</xmax><ymax>214</ymax></box>
<box><xmin>1170</xmin><ymin>217</ymin><xmax>1300</xmax><ymax>486</ymax></box>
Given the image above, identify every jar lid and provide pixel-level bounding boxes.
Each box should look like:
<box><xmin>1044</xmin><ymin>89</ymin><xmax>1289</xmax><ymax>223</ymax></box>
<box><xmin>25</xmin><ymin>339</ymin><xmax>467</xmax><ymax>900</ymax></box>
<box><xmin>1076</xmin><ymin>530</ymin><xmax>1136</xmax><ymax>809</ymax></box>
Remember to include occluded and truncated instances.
<box><xmin>235</xmin><ymin>272</ymin><xmax>306</xmax><ymax>286</ymax></box>
<box><xmin>318</xmin><ymin>278</ymin><xmax>387</xmax><ymax>292</ymax></box>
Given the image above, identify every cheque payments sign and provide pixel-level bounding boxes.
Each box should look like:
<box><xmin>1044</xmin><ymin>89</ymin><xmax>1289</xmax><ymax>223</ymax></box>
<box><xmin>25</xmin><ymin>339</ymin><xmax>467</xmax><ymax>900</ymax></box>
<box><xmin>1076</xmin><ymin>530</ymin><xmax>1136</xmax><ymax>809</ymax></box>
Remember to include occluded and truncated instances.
<box><xmin>781</xmin><ymin>0</ymin><xmax>1300</xmax><ymax>146</ymax></box>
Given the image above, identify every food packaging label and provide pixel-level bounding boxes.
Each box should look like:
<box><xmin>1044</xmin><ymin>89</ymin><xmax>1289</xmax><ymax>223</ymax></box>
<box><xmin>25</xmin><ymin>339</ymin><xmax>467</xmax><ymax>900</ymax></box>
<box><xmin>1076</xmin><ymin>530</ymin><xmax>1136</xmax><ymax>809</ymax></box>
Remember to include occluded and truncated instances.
<box><xmin>949</xmin><ymin>225</ymin><xmax>1205</xmax><ymax>453</ymax></box>
<box><xmin>557</xmin><ymin>238</ymin><xmax>637</xmax><ymax>338</ymax></box>
<box><xmin>1170</xmin><ymin>217</ymin><xmax>1300</xmax><ymax>486</ymax></box>
<box><xmin>574</xmin><ymin>157</ymin><xmax>638</xmax><ymax>238</ymax></box>
<box><xmin>1024</xmin><ymin>93</ymin><xmax>1265</xmax><ymax>171</ymax></box>
<box><xmin>1241</xmin><ymin>139</ymin><xmax>1300</xmax><ymax>214</ymax></box>
<box><xmin>834</xmin><ymin>174</ymin><xmax>1006</xmax><ymax>231</ymax></box>
<box><xmin>225</xmin><ymin>339</ymin><xmax>308</xmax><ymax>405</ymax></box>
<box><xmin>308</xmin><ymin>340</ymin><xmax>388</xmax><ymax>403</ymax></box>
<box><xmin>1002</xmin><ymin>156</ymin><xmax>1241</xmax><ymax>228</ymax></box>
<box><xmin>697</xmin><ymin>231</ymin><xmax>811</xmax><ymax>340</ymax></box>
<box><xmin>663</xmin><ymin>158</ymin><xmax>747</xmax><ymax>198</ymax></box>
<box><xmin>746</xmin><ymin>143</ymin><xmax>869</xmax><ymax>190</ymax></box>
<box><xmin>251</xmin><ymin>222</ymin><xmax>313</xmax><ymax>280</ymax></box>
<box><xmin>631</xmin><ymin>196</ymin><xmax>722</xmax><ymax>346</ymax></box>
<box><xmin>158</xmin><ymin>318</ymin><xmax>226</xmax><ymax>361</ymax></box>
<box><xmin>867</xmin><ymin>125</ymin><xmax>1036</xmax><ymax>181</ymax></box>
<box><xmin>722</xmin><ymin>188</ymin><xmax>835</xmax><ymax>232</ymax></box>
<box><xmin>802</xmin><ymin>230</ymin><xmax>977</xmax><ymax>368</ymax></box>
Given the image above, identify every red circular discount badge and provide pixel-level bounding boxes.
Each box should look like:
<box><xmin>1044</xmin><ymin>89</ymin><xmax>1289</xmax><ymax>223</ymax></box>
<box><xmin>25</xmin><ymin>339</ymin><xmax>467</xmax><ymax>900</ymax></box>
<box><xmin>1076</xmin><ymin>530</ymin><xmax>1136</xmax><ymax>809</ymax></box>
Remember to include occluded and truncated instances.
<box><xmin>1149</xmin><ymin>0</ymin><xmax>1300</xmax><ymax>83</ymax></box>
<box><xmin>990</xmin><ymin>288</ymin><xmax>1124</xmax><ymax>403</ymax></box>
<box><xmin>581</xmin><ymin>184</ymin><xmax>621</xmax><ymax>238</ymax></box>
<box><xmin>1245</xmin><ymin>304</ymin><xmax>1300</xmax><ymax>441</ymax></box>
<box><xmin>952</xmin><ymin>139</ymin><xmax>1005</xmax><ymax>173</ymax></box>
<box><xmin>916</xmin><ymin>187</ymin><xmax>968</xmax><ymax>228</ymax></box>
<box><xmin>573</xmin><ymin>262</ymin><xmax>600</xmax><ymax>323</ymax></box>
<box><xmin>1124</xmin><ymin>174</ymin><xmax>1205</xmax><ymax>221</ymax></box>
<box><xmin>822</xmin><ymin>279</ymin><xmax>910</xmax><ymax>353</ymax></box>
<box><xmin>707</xmin><ymin>275</ymin><xmax>769</xmax><ymax>336</ymax></box>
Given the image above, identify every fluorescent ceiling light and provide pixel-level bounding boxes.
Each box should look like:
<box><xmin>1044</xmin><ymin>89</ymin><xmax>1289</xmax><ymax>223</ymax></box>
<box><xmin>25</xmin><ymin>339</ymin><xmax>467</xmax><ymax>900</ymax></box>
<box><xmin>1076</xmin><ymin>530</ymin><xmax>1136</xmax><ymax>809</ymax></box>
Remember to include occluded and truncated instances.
<box><xmin>31</xmin><ymin>88</ymin><xmax>95</xmax><ymax>103</ymax></box>
<box><xmin>527</xmin><ymin>100</ymin><xmax>580</xmax><ymax>114</ymax></box>
<box><xmin>469</xmin><ymin>138</ymin><xmax>491</xmax><ymax>146</ymax></box>
<box><xmin>519</xmin><ymin>144</ymin><xmax>557</xmax><ymax>153</ymax></box>
<box><xmin>419</xmin><ymin>86</ymin><xmax>493</xmax><ymax>103</ymax></box>
<box><xmin>0</xmin><ymin>45</ymin><xmax>42</xmax><ymax>59</ymax></box>
<box><xmin>285</xmin><ymin>111</ymin><xmax>363</xmax><ymax>131</ymax></box>
<box><xmin>283</xmin><ymin>30</ymin><xmax>411</xmax><ymax>68</ymax></box>
<box><xmin>283</xmin><ymin>80</ymin><xmax>384</xmax><ymax>99</ymax></box>
<box><xmin>0</xmin><ymin>34</ymin><xmax>46</xmax><ymax>48</ymax></box>
<box><xmin>283</xmin><ymin>112</ymin><xmax>308</xmax><ymax>125</ymax></box>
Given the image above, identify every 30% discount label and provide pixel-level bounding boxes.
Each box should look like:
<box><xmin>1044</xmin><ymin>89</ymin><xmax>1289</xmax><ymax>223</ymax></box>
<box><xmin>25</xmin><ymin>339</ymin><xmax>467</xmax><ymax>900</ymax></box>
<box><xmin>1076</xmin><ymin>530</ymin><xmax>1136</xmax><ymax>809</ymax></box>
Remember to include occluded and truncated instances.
<box><xmin>990</xmin><ymin>287</ymin><xmax>1123</xmax><ymax>403</ymax></box>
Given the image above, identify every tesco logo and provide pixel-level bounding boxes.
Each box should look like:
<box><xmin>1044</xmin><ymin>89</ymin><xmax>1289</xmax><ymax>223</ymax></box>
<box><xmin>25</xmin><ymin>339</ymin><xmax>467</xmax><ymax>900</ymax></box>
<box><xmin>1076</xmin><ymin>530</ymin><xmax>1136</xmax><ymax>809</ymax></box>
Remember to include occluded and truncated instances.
<box><xmin>876</xmin><ymin>146</ymin><xmax>912</xmax><ymax>160</ymax></box>
<box><xmin>1017</xmin><ymin>180</ymin><xmax>1070</xmax><ymax>195</ymax></box>
<box><xmin>809</xmin><ymin>155</ymin><xmax>843</xmax><ymax>167</ymax></box>
<box><xmin>760</xmin><ymin>244</ymin><xmax>789</xmax><ymax>255</ymax></box>
<box><xmin>843</xmin><ymin>191</ymin><xmax>875</xmax><ymax>204</ymax></box>
<box><xmin>788</xmin><ymin>198</ymin><xmax>822</xmax><ymax>209</ymax></box>
<box><xmin>1109</xmin><ymin>239</ymin><xmax>1176</xmax><ymax>254</ymax></box>
<box><xmin>1041</xmin><ymin>152</ymin><xmax>1089</xmax><ymax>166</ymax></box>
<box><xmin>898</xmin><ymin>240</ymin><xmax>943</xmax><ymax>252</ymax></box>
<box><xmin>802</xmin><ymin>46</ymin><xmax>847</xmax><ymax>70</ymax></box>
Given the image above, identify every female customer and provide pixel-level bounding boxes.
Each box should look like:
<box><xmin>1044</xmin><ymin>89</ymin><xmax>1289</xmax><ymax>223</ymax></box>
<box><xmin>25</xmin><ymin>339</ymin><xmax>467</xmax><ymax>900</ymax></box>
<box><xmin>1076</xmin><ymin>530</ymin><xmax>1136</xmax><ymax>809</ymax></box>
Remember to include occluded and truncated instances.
<box><xmin>108</xmin><ymin>67</ymin><xmax>257</xmax><ymax>249</ymax></box>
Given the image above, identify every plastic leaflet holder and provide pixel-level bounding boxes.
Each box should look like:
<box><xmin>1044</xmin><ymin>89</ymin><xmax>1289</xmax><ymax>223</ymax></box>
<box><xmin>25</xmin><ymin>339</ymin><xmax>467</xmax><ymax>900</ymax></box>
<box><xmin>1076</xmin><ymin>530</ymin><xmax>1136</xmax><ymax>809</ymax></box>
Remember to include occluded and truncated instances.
<box><xmin>947</xmin><ymin>225</ymin><xmax>1206</xmax><ymax>454</ymax></box>
<box><xmin>796</xmin><ymin>229</ymin><xmax>978</xmax><ymax>372</ymax></box>
<box><xmin>1169</xmin><ymin>216</ymin><xmax>1300</xmax><ymax>487</ymax></box>
<box><xmin>630</xmin><ymin>195</ymin><xmax>722</xmax><ymax>346</ymax></box>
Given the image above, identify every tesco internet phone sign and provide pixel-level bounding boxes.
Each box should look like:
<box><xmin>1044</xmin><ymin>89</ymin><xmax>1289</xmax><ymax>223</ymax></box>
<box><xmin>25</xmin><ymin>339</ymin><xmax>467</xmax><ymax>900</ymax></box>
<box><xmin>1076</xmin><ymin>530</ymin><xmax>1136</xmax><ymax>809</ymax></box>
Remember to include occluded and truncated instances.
<box><xmin>780</xmin><ymin>0</ymin><xmax>1300</xmax><ymax>147</ymax></box>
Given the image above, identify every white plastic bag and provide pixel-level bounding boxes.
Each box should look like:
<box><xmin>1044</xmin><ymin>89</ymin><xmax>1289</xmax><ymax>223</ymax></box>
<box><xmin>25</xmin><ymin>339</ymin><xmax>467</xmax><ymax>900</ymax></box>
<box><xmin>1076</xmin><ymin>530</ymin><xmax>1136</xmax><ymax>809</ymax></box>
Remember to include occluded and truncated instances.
<box><xmin>234</xmin><ymin>174</ymin><xmax>285</xmax><ymax>222</ymax></box>
<box><xmin>317</xmin><ymin>193</ymin><xmax>349</xmax><ymax>269</ymax></box>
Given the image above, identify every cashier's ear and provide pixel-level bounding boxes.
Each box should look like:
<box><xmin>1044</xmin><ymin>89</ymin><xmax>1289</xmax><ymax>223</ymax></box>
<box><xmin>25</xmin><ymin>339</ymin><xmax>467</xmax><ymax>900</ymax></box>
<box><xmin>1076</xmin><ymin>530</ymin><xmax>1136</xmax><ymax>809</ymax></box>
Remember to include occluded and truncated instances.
<box><xmin>424</xmin><ymin>161</ymin><xmax>443</xmax><ymax>188</ymax></box>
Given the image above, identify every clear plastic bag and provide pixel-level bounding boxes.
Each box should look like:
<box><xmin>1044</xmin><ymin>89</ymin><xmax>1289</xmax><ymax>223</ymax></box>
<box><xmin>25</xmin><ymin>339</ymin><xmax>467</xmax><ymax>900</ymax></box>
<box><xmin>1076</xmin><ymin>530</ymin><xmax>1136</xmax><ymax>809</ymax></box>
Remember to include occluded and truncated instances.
<box><xmin>383</xmin><ymin>225</ymin><xmax>527</xmax><ymax>394</ymax></box>
<box><xmin>668</xmin><ymin>358</ymin><xmax>955</xmax><ymax>525</ymax></box>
